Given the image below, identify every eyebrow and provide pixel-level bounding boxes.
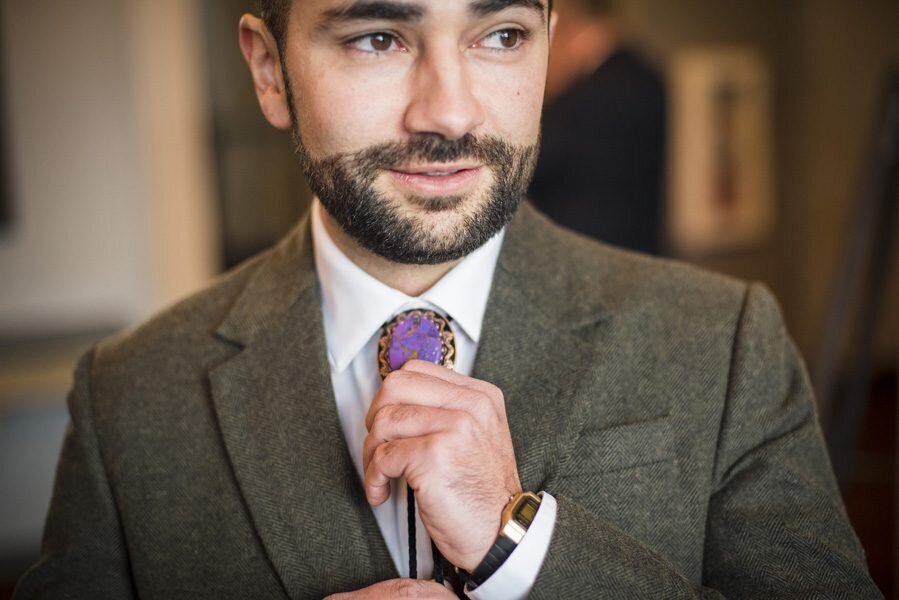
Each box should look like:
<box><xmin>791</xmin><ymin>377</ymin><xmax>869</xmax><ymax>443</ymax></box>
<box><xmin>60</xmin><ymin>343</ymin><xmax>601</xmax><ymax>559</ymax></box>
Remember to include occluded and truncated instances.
<box><xmin>319</xmin><ymin>0</ymin><xmax>546</xmax><ymax>30</ymax></box>
<box><xmin>469</xmin><ymin>0</ymin><xmax>546</xmax><ymax>23</ymax></box>
<box><xmin>320</xmin><ymin>1</ymin><xmax>426</xmax><ymax>28</ymax></box>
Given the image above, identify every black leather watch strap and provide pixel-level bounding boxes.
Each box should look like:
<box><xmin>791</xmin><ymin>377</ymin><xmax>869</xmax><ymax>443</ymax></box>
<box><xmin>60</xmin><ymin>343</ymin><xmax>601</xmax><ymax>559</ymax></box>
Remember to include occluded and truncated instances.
<box><xmin>469</xmin><ymin>533</ymin><xmax>518</xmax><ymax>587</ymax></box>
<box><xmin>468</xmin><ymin>492</ymin><xmax>542</xmax><ymax>588</ymax></box>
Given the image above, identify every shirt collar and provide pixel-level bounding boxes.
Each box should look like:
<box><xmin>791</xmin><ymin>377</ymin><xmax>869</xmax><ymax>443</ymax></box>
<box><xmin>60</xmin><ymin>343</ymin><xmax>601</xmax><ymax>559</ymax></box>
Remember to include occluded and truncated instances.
<box><xmin>311</xmin><ymin>199</ymin><xmax>504</xmax><ymax>373</ymax></box>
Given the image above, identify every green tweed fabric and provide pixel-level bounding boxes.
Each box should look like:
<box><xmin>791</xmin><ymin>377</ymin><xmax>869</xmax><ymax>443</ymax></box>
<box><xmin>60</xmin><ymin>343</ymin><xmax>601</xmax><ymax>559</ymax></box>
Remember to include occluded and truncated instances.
<box><xmin>14</xmin><ymin>204</ymin><xmax>881</xmax><ymax>599</ymax></box>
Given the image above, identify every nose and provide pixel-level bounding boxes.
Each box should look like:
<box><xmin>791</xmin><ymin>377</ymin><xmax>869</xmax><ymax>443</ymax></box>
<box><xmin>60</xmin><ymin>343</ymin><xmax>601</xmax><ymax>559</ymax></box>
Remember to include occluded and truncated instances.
<box><xmin>403</xmin><ymin>45</ymin><xmax>486</xmax><ymax>141</ymax></box>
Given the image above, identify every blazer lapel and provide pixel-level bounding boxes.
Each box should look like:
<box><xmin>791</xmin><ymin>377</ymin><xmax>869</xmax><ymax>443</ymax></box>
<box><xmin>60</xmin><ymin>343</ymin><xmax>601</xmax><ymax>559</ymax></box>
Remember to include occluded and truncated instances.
<box><xmin>209</xmin><ymin>219</ymin><xmax>396</xmax><ymax>599</ymax></box>
<box><xmin>475</xmin><ymin>204</ymin><xmax>613</xmax><ymax>492</ymax></box>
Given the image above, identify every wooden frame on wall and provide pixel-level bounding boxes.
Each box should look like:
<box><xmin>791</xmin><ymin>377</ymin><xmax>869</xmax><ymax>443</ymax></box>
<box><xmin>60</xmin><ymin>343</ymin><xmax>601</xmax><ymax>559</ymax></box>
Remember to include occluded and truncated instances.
<box><xmin>668</xmin><ymin>47</ymin><xmax>775</xmax><ymax>256</ymax></box>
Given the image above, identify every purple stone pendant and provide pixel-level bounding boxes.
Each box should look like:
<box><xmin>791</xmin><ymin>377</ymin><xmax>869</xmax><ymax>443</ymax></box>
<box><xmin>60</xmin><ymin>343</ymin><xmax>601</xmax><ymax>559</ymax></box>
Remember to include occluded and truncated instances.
<box><xmin>377</xmin><ymin>309</ymin><xmax>456</xmax><ymax>379</ymax></box>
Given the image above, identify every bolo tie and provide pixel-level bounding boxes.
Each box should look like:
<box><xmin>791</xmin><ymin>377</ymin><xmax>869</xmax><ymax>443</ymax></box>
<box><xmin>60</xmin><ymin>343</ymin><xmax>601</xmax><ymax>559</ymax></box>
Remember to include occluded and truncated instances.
<box><xmin>378</xmin><ymin>309</ymin><xmax>466</xmax><ymax>596</ymax></box>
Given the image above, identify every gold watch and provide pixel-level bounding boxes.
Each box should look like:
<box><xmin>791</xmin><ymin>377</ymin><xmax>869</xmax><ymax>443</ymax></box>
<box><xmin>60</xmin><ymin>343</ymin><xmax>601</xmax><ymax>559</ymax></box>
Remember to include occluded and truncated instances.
<box><xmin>468</xmin><ymin>491</ymin><xmax>543</xmax><ymax>588</ymax></box>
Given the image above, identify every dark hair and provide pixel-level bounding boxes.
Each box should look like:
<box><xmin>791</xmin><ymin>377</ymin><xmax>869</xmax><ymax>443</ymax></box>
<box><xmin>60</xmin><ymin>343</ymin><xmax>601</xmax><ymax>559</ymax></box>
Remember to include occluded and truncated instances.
<box><xmin>256</xmin><ymin>0</ymin><xmax>555</xmax><ymax>52</ymax></box>
<box><xmin>256</xmin><ymin>0</ymin><xmax>291</xmax><ymax>52</ymax></box>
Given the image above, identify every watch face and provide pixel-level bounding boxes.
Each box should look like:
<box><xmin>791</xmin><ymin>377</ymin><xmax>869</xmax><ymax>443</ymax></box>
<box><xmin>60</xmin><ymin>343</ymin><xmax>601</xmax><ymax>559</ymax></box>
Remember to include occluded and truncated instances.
<box><xmin>516</xmin><ymin>497</ymin><xmax>539</xmax><ymax>526</ymax></box>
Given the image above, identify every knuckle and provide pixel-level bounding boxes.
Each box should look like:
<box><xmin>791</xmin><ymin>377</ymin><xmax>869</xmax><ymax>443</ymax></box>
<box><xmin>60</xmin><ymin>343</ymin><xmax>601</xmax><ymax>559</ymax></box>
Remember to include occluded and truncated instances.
<box><xmin>373</xmin><ymin>441</ymin><xmax>392</xmax><ymax>463</ymax></box>
<box><xmin>393</xmin><ymin>578</ymin><xmax>424</xmax><ymax>597</ymax></box>
<box><xmin>375</xmin><ymin>404</ymin><xmax>413</xmax><ymax>433</ymax></box>
<box><xmin>382</xmin><ymin>369</ymin><xmax>407</xmax><ymax>391</ymax></box>
<box><xmin>363</xmin><ymin>436</ymin><xmax>381</xmax><ymax>463</ymax></box>
<box><xmin>449</xmin><ymin>410</ymin><xmax>467</xmax><ymax>430</ymax></box>
<box><xmin>390</xmin><ymin>403</ymin><xmax>415</xmax><ymax>423</ymax></box>
<box><xmin>458</xmin><ymin>392</ymin><xmax>492</xmax><ymax>427</ymax></box>
<box><xmin>370</xmin><ymin>406</ymin><xmax>393</xmax><ymax>434</ymax></box>
<box><xmin>401</xmin><ymin>359</ymin><xmax>425</xmax><ymax>372</ymax></box>
<box><xmin>469</xmin><ymin>378</ymin><xmax>496</xmax><ymax>396</ymax></box>
<box><xmin>470</xmin><ymin>399</ymin><xmax>492</xmax><ymax>423</ymax></box>
<box><xmin>456</xmin><ymin>411</ymin><xmax>476</xmax><ymax>436</ymax></box>
<box><xmin>478</xmin><ymin>382</ymin><xmax>504</xmax><ymax>406</ymax></box>
<box><xmin>479</xmin><ymin>384</ymin><xmax>500</xmax><ymax>404</ymax></box>
<box><xmin>425</xmin><ymin>433</ymin><xmax>447</xmax><ymax>457</ymax></box>
<box><xmin>483</xmin><ymin>381</ymin><xmax>502</xmax><ymax>398</ymax></box>
<box><xmin>368</xmin><ymin>414</ymin><xmax>385</xmax><ymax>440</ymax></box>
<box><xmin>481</xmin><ymin>385</ymin><xmax>506</xmax><ymax>415</ymax></box>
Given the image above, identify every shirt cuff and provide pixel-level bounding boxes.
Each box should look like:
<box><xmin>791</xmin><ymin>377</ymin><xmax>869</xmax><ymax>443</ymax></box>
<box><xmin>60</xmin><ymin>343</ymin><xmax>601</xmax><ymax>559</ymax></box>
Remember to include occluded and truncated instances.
<box><xmin>465</xmin><ymin>491</ymin><xmax>557</xmax><ymax>600</ymax></box>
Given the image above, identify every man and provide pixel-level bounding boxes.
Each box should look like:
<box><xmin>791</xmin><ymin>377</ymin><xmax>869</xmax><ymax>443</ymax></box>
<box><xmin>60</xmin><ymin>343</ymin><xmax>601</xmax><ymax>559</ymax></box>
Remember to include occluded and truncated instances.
<box><xmin>14</xmin><ymin>0</ymin><xmax>880</xmax><ymax>598</ymax></box>
<box><xmin>530</xmin><ymin>0</ymin><xmax>667</xmax><ymax>255</ymax></box>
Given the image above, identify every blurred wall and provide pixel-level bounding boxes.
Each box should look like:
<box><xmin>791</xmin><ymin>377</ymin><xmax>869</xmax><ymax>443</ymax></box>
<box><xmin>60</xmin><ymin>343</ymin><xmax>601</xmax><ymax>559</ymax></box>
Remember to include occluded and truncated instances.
<box><xmin>0</xmin><ymin>0</ymin><xmax>222</xmax><ymax>576</ymax></box>
<box><xmin>0</xmin><ymin>0</ymin><xmax>152</xmax><ymax>337</ymax></box>
<box><xmin>783</xmin><ymin>0</ymin><xmax>899</xmax><ymax>371</ymax></box>
<box><xmin>0</xmin><ymin>0</ymin><xmax>219</xmax><ymax>340</ymax></box>
<box><xmin>619</xmin><ymin>0</ymin><xmax>899</xmax><ymax>368</ymax></box>
<box><xmin>199</xmin><ymin>0</ymin><xmax>310</xmax><ymax>269</ymax></box>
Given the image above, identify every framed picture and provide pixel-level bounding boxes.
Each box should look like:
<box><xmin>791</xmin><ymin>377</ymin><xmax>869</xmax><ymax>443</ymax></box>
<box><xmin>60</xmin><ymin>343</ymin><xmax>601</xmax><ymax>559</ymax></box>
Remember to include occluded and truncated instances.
<box><xmin>669</xmin><ymin>47</ymin><xmax>774</xmax><ymax>256</ymax></box>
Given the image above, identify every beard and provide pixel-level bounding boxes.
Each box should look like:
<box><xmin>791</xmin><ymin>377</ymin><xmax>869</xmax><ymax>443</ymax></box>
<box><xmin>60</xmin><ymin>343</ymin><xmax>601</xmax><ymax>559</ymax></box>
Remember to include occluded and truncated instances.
<box><xmin>284</xmin><ymin>83</ymin><xmax>539</xmax><ymax>265</ymax></box>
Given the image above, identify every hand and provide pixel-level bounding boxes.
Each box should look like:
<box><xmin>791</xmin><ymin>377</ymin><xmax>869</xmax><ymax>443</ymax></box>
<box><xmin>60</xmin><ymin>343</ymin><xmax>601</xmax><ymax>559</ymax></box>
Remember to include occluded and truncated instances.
<box><xmin>363</xmin><ymin>360</ymin><xmax>522</xmax><ymax>572</ymax></box>
<box><xmin>324</xmin><ymin>578</ymin><xmax>457</xmax><ymax>599</ymax></box>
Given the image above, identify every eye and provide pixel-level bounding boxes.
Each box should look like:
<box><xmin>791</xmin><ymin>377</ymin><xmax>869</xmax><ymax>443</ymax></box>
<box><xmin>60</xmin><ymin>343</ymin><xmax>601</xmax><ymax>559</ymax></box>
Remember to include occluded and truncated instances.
<box><xmin>477</xmin><ymin>28</ymin><xmax>529</xmax><ymax>51</ymax></box>
<box><xmin>347</xmin><ymin>32</ymin><xmax>406</xmax><ymax>54</ymax></box>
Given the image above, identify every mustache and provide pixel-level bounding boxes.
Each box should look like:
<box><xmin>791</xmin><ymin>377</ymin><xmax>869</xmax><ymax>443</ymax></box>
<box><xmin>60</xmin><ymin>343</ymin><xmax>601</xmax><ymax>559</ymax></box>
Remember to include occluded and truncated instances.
<box><xmin>330</xmin><ymin>134</ymin><xmax>521</xmax><ymax>183</ymax></box>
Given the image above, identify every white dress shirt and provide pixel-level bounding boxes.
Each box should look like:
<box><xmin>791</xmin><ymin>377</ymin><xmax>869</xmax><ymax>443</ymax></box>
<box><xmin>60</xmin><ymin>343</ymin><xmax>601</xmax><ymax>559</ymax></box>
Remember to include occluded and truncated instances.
<box><xmin>310</xmin><ymin>200</ymin><xmax>556</xmax><ymax>598</ymax></box>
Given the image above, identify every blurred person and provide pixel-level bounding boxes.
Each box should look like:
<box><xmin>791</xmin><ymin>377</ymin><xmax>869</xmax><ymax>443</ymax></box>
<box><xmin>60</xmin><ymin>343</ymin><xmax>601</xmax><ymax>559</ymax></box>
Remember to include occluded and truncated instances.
<box><xmin>13</xmin><ymin>1</ymin><xmax>879</xmax><ymax>599</ymax></box>
<box><xmin>530</xmin><ymin>0</ymin><xmax>666</xmax><ymax>254</ymax></box>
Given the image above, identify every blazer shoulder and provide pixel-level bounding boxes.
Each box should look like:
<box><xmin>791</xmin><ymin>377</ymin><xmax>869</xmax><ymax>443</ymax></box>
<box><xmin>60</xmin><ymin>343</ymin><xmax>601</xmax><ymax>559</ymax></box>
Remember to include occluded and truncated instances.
<box><xmin>600</xmin><ymin>246</ymin><xmax>750</xmax><ymax>321</ymax></box>
<box><xmin>90</xmin><ymin>248</ymin><xmax>272</xmax><ymax>378</ymax></box>
<box><xmin>519</xmin><ymin>208</ymin><xmax>751</xmax><ymax>325</ymax></box>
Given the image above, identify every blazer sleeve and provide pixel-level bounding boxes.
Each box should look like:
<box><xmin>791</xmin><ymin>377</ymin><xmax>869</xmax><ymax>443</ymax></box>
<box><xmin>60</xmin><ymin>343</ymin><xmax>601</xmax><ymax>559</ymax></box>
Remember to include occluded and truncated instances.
<box><xmin>529</xmin><ymin>283</ymin><xmax>882</xmax><ymax>598</ymax></box>
<box><xmin>13</xmin><ymin>350</ymin><xmax>137</xmax><ymax>600</ymax></box>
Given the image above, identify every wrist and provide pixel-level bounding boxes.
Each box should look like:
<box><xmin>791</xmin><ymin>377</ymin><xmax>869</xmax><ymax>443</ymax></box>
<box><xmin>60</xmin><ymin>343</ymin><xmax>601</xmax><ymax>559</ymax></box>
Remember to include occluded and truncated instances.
<box><xmin>460</xmin><ymin>487</ymin><xmax>523</xmax><ymax>571</ymax></box>
<box><xmin>467</xmin><ymin>491</ymin><xmax>542</xmax><ymax>587</ymax></box>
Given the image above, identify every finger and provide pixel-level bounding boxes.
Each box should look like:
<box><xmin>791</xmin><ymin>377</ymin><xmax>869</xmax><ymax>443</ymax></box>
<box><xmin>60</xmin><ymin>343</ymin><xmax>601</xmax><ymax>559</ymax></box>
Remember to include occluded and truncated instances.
<box><xmin>386</xmin><ymin>579</ymin><xmax>456</xmax><ymax>599</ymax></box>
<box><xmin>366</xmin><ymin>370</ymin><xmax>461</xmax><ymax>430</ymax></box>
<box><xmin>363</xmin><ymin>405</ymin><xmax>464</xmax><ymax>473</ymax></box>
<box><xmin>401</xmin><ymin>358</ymin><xmax>470</xmax><ymax>384</ymax></box>
<box><xmin>400</xmin><ymin>360</ymin><xmax>506</xmax><ymax>419</ymax></box>
<box><xmin>403</xmin><ymin>360</ymin><xmax>502</xmax><ymax>401</ymax></box>
<box><xmin>324</xmin><ymin>578</ymin><xmax>455</xmax><ymax>599</ymax></box>
<box><xmin>367</xmin><ymin>370</ymin><xmax>496</xmax><ymax>431</ymax></box>
<box><xmin>364</xmin><ymin>436</ymin><xmax>435</xmax><ymax>506</ymax></box>
<box><xmin>398</xmin><ymin>579</ymin><xmax>458</xmax><ymax>599</ymax></box>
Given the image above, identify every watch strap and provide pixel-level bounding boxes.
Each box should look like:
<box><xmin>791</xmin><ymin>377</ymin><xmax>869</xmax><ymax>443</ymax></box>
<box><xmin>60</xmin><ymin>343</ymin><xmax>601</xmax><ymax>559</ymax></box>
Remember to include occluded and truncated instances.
<box><xmin>469</xmin><ymin>533</ymin><xmax>518</xmax><ymax>587</ymax></box>
<box><xmin>468</xmin><ymin>492</ymin><xmax>542</xmax><ymax>588</ymax></box>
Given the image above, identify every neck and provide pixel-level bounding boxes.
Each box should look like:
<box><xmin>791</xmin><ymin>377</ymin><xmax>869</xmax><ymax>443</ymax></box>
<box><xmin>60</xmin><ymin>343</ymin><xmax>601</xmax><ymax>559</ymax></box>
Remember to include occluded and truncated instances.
<box><xmin>319</xmin><ymin>206</ymin><xmax>461</xmax><ymax>297</ymax></box>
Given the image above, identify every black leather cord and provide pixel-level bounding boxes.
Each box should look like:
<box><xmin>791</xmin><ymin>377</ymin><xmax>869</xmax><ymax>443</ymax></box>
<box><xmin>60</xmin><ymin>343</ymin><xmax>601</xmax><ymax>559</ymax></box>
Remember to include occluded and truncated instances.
<box><xmin>431</xmin><ymin>540</ymin><xmax>445</xmax><ymax>584</ymax></box>
<box><xmin>407</xmin><ymin>484</ymin><xmax>417</xmax><ymax>579</ymax></box>
<box><xmin>432</xmin><ymin>543</ymin><xmax>468</xmax><ymax>598</ymax></box>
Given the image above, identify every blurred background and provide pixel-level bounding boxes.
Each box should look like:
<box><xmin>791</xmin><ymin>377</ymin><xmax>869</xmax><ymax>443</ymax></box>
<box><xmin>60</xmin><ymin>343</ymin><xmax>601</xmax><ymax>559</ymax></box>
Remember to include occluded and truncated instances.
<box><xmin>0</xmin><ymin>0</ymin><xmax>896</xmax><ymax>596</ymax></box>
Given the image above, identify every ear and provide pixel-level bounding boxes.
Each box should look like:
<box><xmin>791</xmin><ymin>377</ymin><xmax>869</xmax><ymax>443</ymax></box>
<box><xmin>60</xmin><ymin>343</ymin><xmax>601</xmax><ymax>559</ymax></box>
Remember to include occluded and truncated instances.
<box><xmin>239</xmin><ymin>14</ymin><xmax>292</xmax><ymax>130</ymax></box>
<box><xmin>548</xmin><ymin>10</ymin><xmax>559</xmax><ymax>46</ymax></box>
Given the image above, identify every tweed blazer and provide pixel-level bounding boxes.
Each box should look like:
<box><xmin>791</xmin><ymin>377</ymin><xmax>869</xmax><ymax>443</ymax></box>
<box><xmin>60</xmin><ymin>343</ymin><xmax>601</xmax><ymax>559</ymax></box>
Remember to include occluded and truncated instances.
<box><xmin>15</xmin><ymin>204</ymin><xmax>880</xmax><ymax>599</ymax></box>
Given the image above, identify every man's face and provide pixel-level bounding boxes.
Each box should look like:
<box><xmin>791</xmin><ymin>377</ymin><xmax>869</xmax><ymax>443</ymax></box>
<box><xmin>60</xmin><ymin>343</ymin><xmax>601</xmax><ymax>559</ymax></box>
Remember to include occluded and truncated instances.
<box><xmin>278</xmin><ymin>0</ymin><xmax>551</xmax><ymax>264</ymax></box>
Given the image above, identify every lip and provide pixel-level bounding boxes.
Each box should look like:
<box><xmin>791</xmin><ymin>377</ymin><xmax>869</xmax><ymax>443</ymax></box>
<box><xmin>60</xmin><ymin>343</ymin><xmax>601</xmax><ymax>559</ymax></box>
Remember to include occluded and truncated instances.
<box><xmin>388</xmin><ymin>165</ymin><xmax>483</xmax><ymax>195</ymax></box>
